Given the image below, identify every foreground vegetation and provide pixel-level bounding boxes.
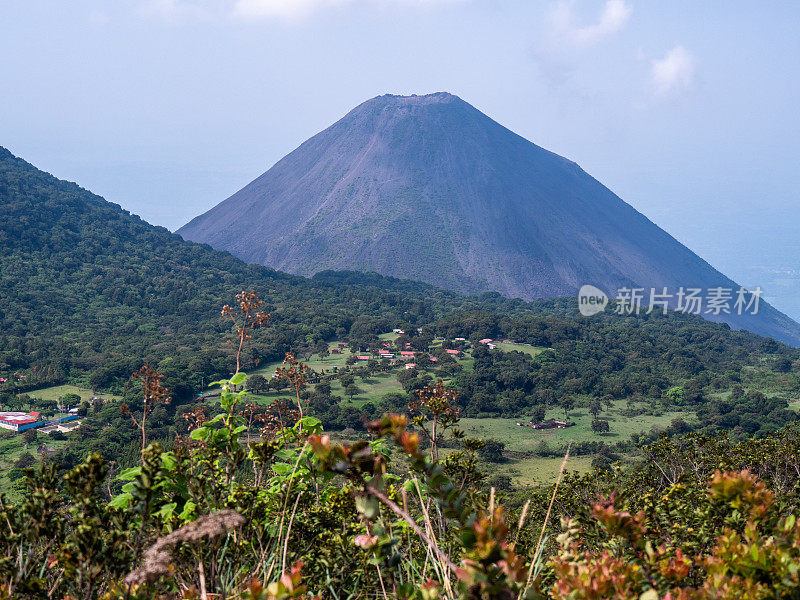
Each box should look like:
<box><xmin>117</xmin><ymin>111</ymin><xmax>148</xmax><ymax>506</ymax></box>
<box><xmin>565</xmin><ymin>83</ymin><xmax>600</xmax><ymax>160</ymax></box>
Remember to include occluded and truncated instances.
<box><xmin>3</xmin><ymin>150</ymin><xmax>800</xmax><ymax>597</ymax></box>
<box><xmin>0</xmin><ymin>295</ymin><xmax>798</xmax><ymax>599</ymax></box>
<box><xmin>3</xmin><ymin>364</ymin><xmax>800</xmax><ymax>599</ymax></box>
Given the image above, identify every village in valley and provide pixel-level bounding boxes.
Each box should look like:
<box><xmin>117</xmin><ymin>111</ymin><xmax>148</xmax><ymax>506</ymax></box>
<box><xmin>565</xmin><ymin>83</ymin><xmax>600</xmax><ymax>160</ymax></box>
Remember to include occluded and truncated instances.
<box><xmin>0</xmin><ymin>325</ymin><xmax>728</xmax><ymax>489</ymax></box>
<box><xmin>0</xmin><ymin>325</ymin><xmax>698</xmax><ymax>487</ymax></box>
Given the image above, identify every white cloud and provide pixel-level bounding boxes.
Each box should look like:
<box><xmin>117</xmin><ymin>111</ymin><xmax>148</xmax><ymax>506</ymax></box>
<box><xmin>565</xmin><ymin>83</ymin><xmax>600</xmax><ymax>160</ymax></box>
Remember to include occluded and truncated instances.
<box><xmin>650</xmin><ymin>45</ymin><xmax>694</xmax><ymax>95</ymax></box>
<box><xmin>232</xmin><ymin>0</ymin><xmax>465</xmax><ymax>20</ymax></box>
<box><xmin>549</xmin><ymin>0</ymin><xmax>632</xmax><ymax>47</ymax></box>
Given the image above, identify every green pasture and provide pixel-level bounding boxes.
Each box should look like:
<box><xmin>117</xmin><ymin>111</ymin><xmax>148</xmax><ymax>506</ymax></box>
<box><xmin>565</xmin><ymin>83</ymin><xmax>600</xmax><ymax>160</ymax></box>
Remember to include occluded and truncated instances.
<box><xmin>458</xmin><ymin>401</ymin><xmax>695</xmax><ymax>454</ymax></box>
<box><xmin>26</xmin><ymin>384</ymin><xmax>121</xmax><ymax>403</ymax></box>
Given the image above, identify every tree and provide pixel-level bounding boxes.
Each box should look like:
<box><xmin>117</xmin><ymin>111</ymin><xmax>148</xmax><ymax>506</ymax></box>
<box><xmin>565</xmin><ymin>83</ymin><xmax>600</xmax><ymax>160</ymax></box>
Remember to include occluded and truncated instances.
<box><xmin>561</xmin><ymin>396</ymin><xmax>575</xmax><ymax>420</ymax></box>
<box><xmin>665</xmin><ymin>386</ymin><xmax>685</xmax><ymax>404</ymax></box>
<box><xmin>397</xmin><ymin>369</ymin><xmax>419</xmax><ymax>392</ymax></box>
<box><xmin>14</xmin><ymin>452</ymin><xmax>36</xmax><ymax>469</ymax></box>
<box><xmin>408</xmin><ymin>379</ymin><xmax>461</xmax><ymax>461</ymax></box>
<box><xmin>220</xmin><ymin>290</ymin><xmax>270</xmax><ymax>374</ymax></box>
<box><xmin>339</xmin><ymin>373</ymin><xmax>355</xmax><ymax>389</ymax></box>
<box><xmin>589</xmin><ymin>400</ymin><xmax>602</xmax><ymax>419</ymax></box>
<box><xmin>531</xmin><ymin>405</ymin><xmax>546</xmax><ymax>424</ymax></box>
<box><xmin>62</xmin><ymin>392</ymin><xmax>81</xmax><ymax>410</ymax></box>
<box><xmin>591</xmin><ymin>418</ymin><xmax>610</xmax><ymax>434</ymax></box>
<box><xmin>314</xmin><ymin>340</ymin><xmax>330</xmax><ymax>361</ymax></box>
<box><xmin>478</xmin><ymin>439</ymin><xmax>506</xmax><ymax>463</ymax></box>
<box><xmin>121</xmin><ymin>363</ymin><xmax>171</xmax><ymax>455</ymax></box>
<box><xmin>344</xmin><ymin>383</ymin><xmax>362</xmax><ymax>401</ymax></box>
<box><xmin>245</xmin><ymin>374</ymin><xmax>268</xmax><ymax>395</ymax></box>
<box><xmin>22</xmin><ymin>428</ymin><xmax>38</xmax><ymax>445</ymax></box>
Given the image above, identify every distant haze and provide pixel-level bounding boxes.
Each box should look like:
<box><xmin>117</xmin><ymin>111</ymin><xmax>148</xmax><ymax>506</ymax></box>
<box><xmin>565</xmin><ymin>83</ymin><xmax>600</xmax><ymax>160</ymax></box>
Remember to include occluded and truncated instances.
<box><xmin>2</xmin><ymin>2</ymin><xmax>798</xmax><ymax>318</ymax></box>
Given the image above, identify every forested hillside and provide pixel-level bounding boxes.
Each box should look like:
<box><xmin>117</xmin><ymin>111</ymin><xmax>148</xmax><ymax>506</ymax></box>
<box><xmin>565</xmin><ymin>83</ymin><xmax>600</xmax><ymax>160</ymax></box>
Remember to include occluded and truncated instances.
<box><xmin>2</xmin><ymin>146</ymin><xmax>800</xmax><ymax>599</ymax></box>
<box><xmin>0</xmin><ymin>147</ymin><xmax>504</xmax><ymax>395</ymax></box>
<box><xmin>4</xmin><ymin>145</ymin><xmax>797</xmax><ymax>403</ymax></box>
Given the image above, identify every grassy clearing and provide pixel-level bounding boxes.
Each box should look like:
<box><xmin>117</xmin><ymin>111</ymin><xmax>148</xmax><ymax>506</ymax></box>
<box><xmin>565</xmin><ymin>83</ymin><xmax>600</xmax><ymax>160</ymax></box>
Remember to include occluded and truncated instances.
<box><xmin>502</xmin><ymin>454</ymin><xmax>594</xmax><ymax>486</ymax></box>
<box><xmin>0</xmin><ymin>432</ymin><xmax>71</xmax><ymax>497</ymax></box>
<box><xmin>250</xmin><ymin>341</ymin><xmax>354</xmax><ymax>378</ymax></box>
<box><xmin>0</xmin><ymin>435</ymin><xmax>26</xmax><ymax>472</ymax></box>
<box><xmin>458</xmin><ymin>401</ymin><xmax>694</xmax><ymax>454</ymax></box>
<box><xmin>493</xmin><ymin>342</ymin><xmax>547</xmax><ymax>357</ymax></box>
<box><xmin>27</xmin><ymin>384</ymin><xmax>121</xmax><ymax>403</ymax></box>
<box><xmin>247</xmin><ymin>370</ymin><xmax>406</xmax><ymax>408</ymax></box>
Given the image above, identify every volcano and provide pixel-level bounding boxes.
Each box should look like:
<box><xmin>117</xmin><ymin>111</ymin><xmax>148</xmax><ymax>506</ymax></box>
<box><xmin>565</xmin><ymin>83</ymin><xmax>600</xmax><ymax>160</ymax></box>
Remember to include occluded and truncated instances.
<box><xmin>178</xmin><ymin>92</ymin><xmax>800</xmax><ymax>345</ymax></box>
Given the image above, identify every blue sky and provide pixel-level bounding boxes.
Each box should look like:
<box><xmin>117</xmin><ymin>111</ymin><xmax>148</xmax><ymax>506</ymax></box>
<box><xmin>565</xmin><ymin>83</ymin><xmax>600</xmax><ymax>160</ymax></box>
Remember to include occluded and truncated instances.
<box><xmin>2</xmin><ymin>1</ymin><xmax>799</xmax><ymax>318</ymax></box>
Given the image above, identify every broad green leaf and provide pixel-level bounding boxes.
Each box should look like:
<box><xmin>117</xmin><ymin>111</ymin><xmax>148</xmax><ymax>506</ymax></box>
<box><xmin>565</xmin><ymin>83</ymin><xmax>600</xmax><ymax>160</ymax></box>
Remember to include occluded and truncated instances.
<box><xmin>275</xmin><ymin>449</ymin><xmax>299</xmax><ymax>462</ymax></box>
<box><xmin>108</xmin><ymin>492</ymin><xmax>133</xmax><ymax>509</ymax></box>
<box><xmin>155</xmin><ymin>502</ymin><xmax>178</xmax><ymax>520</ymax></box>
<box><xmin>160</xmin><ymin>452</ymin><xmax>177</xmax><ymax>470</ymax></box>
<box><xmin>117</xmin><ymin>466</ymin><xmax>142</xmax><ymax>481</ymax></box>
<box><xmin>272</xmin><ymin>462</ymin><xmax>294</xmax><ymax>476</ymax></box>
<box><xmin>178</xmin><ymin>501</ymin><xmax>197</xmax><ymax>521</ymax></box>
<box><xmin>190</xmin><ymin>427</ymin><xmax>210</xmax><ymax>441</ymax></box>
<box><xmin>299</xmin><ymin>416</ymin><xmax>322</xmax><ymax>429</ymax></box>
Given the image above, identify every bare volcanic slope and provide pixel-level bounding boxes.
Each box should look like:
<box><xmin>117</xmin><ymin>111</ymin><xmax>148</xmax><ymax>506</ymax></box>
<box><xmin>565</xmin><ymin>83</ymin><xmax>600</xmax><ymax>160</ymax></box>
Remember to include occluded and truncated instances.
<box><xmin>178</xmin><ymin>92</ymin><xmax>800</xmax><ymax>345</ymax></box>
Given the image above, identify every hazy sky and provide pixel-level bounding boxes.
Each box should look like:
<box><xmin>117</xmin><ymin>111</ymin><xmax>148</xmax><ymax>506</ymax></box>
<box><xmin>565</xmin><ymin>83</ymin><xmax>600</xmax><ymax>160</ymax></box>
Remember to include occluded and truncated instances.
<box><xmin>2</xmin><ymin>1</ymin><xmax>799</xmax><ymax>318</ymax></box>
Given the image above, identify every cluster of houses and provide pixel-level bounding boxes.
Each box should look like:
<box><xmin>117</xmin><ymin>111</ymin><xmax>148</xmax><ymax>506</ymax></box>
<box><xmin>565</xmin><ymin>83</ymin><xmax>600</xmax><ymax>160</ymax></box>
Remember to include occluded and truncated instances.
<box><xmin>350</xmin><ymin>339</ymin><xmax>466</xmax><ymax>371</ymax></box>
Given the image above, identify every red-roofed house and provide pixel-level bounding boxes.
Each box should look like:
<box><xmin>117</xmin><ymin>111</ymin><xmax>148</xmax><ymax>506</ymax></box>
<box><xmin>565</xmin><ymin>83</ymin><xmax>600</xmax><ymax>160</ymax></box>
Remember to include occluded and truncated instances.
<box><xmin>428</xmin><ymin>356</ymin><xmax>438</xmax><ymax>362</ymax></box>
<box><xmin>0</xmin><ymin>412</ymin><xmax>43</xmax><ymax>432</ymax></box>
<box><xmin>445</xmin><ymin>349</ymin><xmax>462</xmax><ymax>356</ymax></box>
<box><xmin>479</xmin><ymin>339</ymin><xmax>493</xmax><ymax>345</ymax></box>
<box><xmin>400</xmin><ymin>351</ymin><xmax>416</xmax><ymax>357</ymax></box>
<box><xmin>405</xmin><ymin>363</ymin><xmax>417</xmax><ymax>370</ymax></box>
<box><xmin>356</xmin><ymin>355</ymin><xmax>371</xmax><ymax>361</ymax></box>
